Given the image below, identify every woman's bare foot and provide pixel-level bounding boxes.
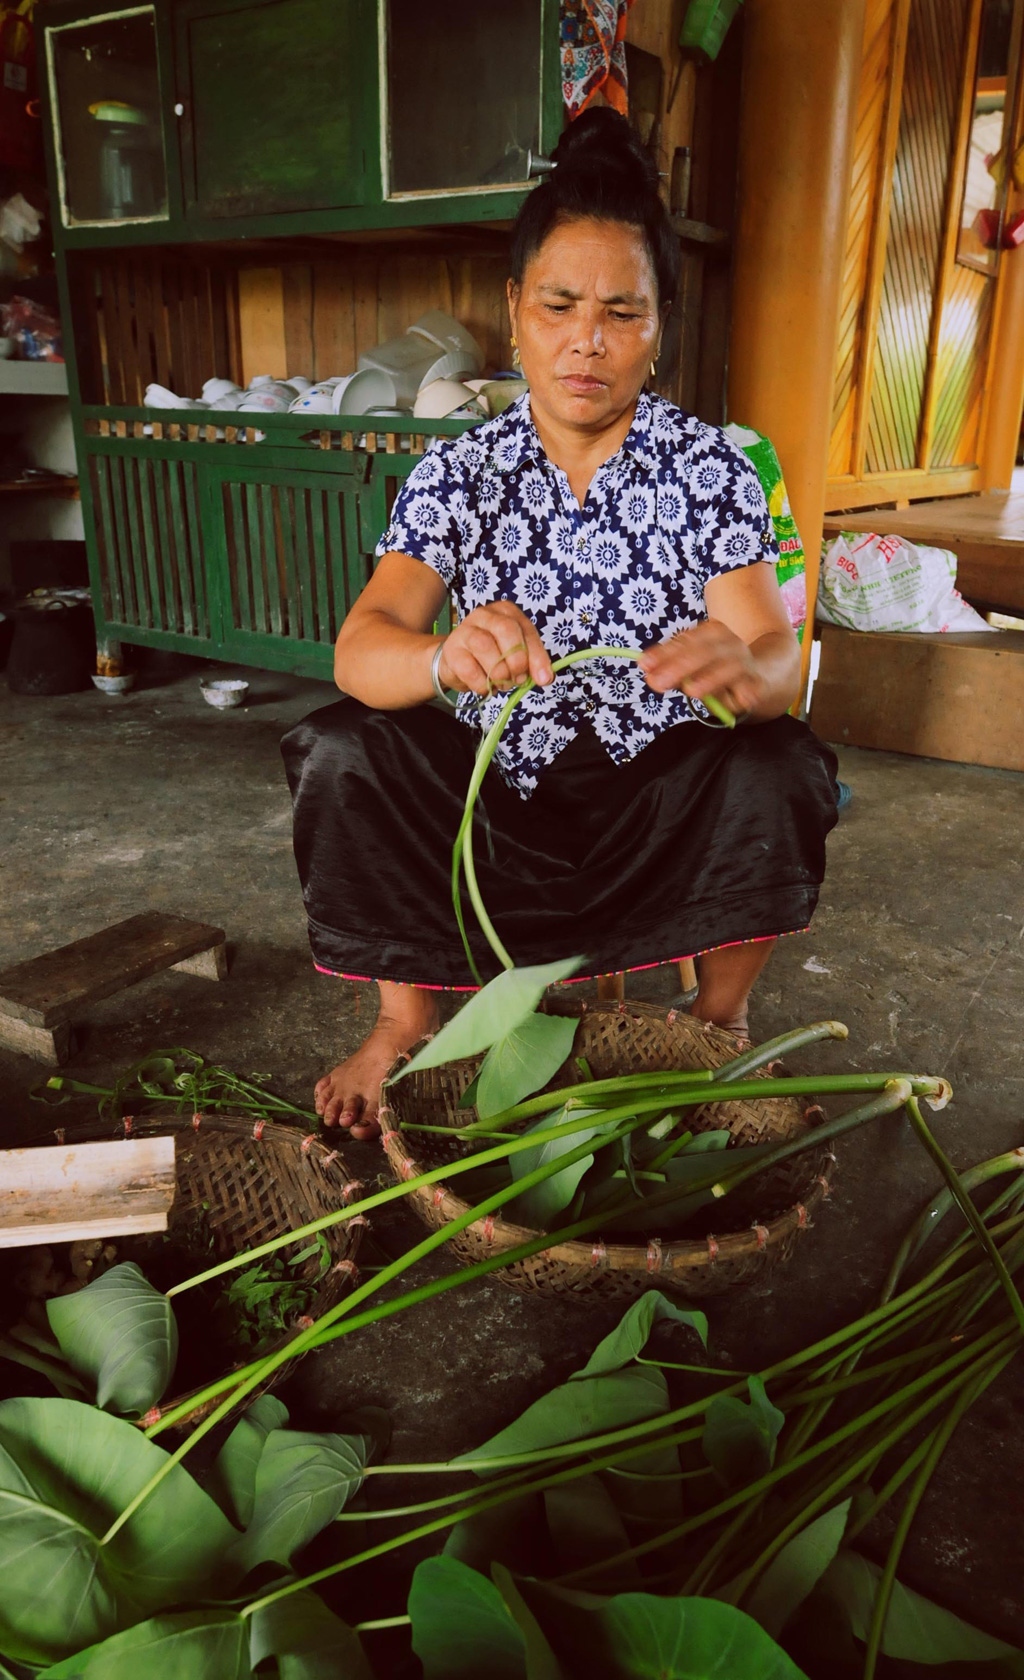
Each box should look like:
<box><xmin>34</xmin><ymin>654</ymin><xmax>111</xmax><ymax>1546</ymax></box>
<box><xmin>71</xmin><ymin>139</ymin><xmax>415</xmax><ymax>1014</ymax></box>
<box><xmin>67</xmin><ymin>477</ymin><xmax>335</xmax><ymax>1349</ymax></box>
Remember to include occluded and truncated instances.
<box><xmin>315</xmin><ymin>982</ymin><xmax>440</xmax><ymax>1139</ymax></box>
<box><xmin>689</xmin><ymin>938</ymin><xmax>778</xmax><ymax>1044</ymax></box>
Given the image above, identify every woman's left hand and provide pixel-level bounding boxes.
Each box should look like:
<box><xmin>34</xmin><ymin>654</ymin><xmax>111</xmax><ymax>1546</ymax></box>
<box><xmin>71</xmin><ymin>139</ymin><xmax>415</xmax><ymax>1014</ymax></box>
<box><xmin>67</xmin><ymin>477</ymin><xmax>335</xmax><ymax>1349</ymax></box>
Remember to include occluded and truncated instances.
<box><xmin>639</xmin><ymin>620</ymin><xmax>766</xmax><ymax>716</ymax></box>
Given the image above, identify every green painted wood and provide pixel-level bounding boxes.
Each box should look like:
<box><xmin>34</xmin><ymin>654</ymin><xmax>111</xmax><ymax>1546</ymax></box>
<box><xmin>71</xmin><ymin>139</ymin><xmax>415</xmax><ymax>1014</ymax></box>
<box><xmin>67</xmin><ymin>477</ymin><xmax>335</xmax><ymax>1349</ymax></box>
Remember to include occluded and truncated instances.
<box><xmin>176</xmin><ymin>0</ymin><xmax>377</xmax><ymax>220</ymax></box>
<box><xmin>126</xmin><ymin>458</ymin><xmax>153</xmax><ymax>628</ymax></box>
<box><xmin>291</xmin><ymin>485</ymin><xmax>315</xmax><ymax>642</ymax></box>
<box><xmin>152</xmin><ymin>452</ymin><xmax>188</xmax><ymax>635</ymax></box>
<box><xmin>308</xmin><ymin>485</ymin><xmax>331</xmax><ymax>643</ymax></box>
<box><xmin>136</xmin><ymin>456</ymin><xmax>164</xmax><ymax>630</ymax></box>
<box><xmin>277</xmin><ymin>485</ymin><xmax>301</xmax><ymax>639</ymax></box>
<box><xmin>89</xmin><ymin>456</ymin><xmax>124</xmax><ymax>626</ymax></box>
<box><xmin>259</xmin><ymin>484</ymin><xmax>283</xmax><ymax>636</ymax></box>
<box><xmin>107</xmin><ymin>456</ymin><xmax>138</xmax><ymax>625</ymax></box>
<box><xmin>182</xmin><ymin>460</ymin><xmax>210</xmax><ymax>636</ymax></box>
<box><xmin>243</xmin><ymin>481</ymin><xmax>268</xmax><ymax>634</ymax></box>
<box><xmin>226</xmin><ymin>480</ymin><xmax>251</xmax><ymax>632</ymax></box>
<box><xmin>164</xmin><ymin>460</ymin><xmax>193</xmax><ymax>632</ymax></box>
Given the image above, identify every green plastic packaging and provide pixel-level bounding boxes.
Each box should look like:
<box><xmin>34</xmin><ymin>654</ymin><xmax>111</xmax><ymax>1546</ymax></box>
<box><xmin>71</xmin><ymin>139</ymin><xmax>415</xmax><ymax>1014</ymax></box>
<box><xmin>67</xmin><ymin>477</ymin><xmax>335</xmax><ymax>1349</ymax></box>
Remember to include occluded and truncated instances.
<box><xmin>679</xmin><ymin>0</ymin><xmax>744</xmax><ymax>62</ymax></box>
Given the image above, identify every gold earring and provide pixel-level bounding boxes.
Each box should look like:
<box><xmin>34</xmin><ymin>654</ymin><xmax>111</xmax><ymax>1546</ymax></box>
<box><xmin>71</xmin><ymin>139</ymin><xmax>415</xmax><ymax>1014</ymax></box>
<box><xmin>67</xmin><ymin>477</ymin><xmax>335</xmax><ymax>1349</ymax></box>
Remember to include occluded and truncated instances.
<box><xmin>511</xmin><ymin>335</ymin><xmax>521</xmax><ymax>371</ymax></box>
<box><xmin>650</xmin><ymin>359</ymin><xmax>658</xmax><ymax>378</ymax></box>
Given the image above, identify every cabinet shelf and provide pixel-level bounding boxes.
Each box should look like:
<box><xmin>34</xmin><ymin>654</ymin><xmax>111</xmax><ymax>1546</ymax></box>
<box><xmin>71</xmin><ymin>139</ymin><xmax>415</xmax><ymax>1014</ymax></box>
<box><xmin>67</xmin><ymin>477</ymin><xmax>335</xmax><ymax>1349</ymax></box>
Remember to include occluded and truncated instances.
<box><xmin>0</xmin><ymin>363</ymin><xmax>69</xmax><ymax>396</ymax></box>
<box><xmin>0</xmin><ymin>477</ymin><xmax>79</xmax><ymax>497</ymax></box>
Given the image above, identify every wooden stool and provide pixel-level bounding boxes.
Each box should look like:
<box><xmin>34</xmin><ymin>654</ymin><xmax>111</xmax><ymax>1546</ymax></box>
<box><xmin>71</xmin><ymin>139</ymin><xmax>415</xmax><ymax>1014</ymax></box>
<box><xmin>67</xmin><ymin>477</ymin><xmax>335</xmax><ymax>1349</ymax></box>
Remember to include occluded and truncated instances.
<box><xmin>0</xmin><ymin>912</ymin><xmax>228</xmax><ymax>1064</ymax></box>
<box><xmin>596</xmin><ymin>958</ymin><xmax>698</xmax><ymax>1004</ymax></box>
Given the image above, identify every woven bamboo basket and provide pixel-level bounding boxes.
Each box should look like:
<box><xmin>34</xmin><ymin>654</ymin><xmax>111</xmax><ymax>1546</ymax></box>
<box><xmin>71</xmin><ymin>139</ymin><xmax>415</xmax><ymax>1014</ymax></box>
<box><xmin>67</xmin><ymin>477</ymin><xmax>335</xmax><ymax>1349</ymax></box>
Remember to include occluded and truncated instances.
<box><xmin>382</xmin><ymin>1000</ymin><xmax>832</xmax><ymax>1300</ymax></box>
<box><xmin>38</xmin><ymin>1112</ymin><xmax>365</xmax><ymax>1426</ymax></box>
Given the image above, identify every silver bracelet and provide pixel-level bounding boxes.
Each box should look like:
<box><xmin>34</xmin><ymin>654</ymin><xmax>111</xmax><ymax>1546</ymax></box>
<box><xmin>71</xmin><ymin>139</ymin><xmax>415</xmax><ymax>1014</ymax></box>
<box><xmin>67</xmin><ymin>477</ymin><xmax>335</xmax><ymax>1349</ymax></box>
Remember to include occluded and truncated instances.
<box><xmin>430</xmin><ymin>640</ymin><xmax>456</xmax><ymax>707</ymax></box>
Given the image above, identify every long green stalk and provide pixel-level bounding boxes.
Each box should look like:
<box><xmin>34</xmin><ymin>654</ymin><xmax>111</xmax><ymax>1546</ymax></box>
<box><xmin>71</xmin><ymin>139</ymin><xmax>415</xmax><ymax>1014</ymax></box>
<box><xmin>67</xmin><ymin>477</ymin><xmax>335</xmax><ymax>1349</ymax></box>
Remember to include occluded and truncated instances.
<box><xmin>451</xmin><ymin>646</ymin><xmax>735</xmax><ymax>974</ymax></box>
<box><xmin>906</xmin><ymin>1096</ymin><xmax>1024</xmax><ymax>1339</ymax></box>
<box><xmin>861</xmin><ymin>1349</ymin><xmax>1013</xmax><ymax>1680</ymax></box>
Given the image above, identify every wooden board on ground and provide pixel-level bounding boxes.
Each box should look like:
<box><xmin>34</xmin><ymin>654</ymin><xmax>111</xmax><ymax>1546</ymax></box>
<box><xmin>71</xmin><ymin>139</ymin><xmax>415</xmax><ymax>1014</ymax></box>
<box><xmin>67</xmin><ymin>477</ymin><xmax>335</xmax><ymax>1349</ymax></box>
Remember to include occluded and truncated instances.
<box><xmin>0</xmin><ymin>912</ymin><xmax>228</xmax><ymax>1065</ymax></box>
<box><xmin>0</xmin><ymin>1136</ymin><xmax>177</xmax><ymax>1248</ymax></box>
<box><xmin>810</xmin><ymin>624</ymin><xmax>1024</xmax><ymax>771</ymax></box>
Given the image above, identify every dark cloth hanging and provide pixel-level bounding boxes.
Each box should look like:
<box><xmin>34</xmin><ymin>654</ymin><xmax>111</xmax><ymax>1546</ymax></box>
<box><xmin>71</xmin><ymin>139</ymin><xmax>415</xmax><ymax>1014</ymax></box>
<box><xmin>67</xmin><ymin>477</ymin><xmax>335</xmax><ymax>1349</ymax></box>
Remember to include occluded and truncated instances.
<box><xmin>281</xmin><ymin>700</ymin><xmax>840</xmax><ymax>991</ymax></box>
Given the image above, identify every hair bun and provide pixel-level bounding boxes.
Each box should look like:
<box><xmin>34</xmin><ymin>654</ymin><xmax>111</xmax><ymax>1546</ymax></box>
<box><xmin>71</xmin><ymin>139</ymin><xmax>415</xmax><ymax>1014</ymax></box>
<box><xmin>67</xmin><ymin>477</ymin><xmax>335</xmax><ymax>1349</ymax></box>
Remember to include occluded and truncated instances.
<box><xmin>552</xmin><ymin>108</ymin><xmax>659</xmax><ymax>197</ymax></box>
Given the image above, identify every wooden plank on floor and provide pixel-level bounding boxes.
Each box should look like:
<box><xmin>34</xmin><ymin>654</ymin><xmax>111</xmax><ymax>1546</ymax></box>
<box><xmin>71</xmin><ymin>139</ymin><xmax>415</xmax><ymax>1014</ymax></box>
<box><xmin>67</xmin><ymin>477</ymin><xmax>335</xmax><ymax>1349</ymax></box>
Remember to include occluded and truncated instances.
<box><xmin>0</xmin><ymin>912</ymin><xmax>226</xmax><ymax>1028</ymax></box>
<box><xmin>0</xmin><ymin>1137</ymin><xmax>176</xmax><ymax>1248</ymax></box>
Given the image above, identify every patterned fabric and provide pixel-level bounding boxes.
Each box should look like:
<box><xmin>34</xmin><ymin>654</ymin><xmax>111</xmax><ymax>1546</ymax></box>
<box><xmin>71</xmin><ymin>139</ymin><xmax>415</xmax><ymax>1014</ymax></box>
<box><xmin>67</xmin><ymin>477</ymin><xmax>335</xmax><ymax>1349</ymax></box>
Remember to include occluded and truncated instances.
<box><xmin>376</xmin><ymin>391</ymin><xmax>779</xmax><ymax>798</ymax></box>
<box><xmin>560</xmin><ymin>0</ymin><xmax>635</xmax><ymax>117</ymax></box>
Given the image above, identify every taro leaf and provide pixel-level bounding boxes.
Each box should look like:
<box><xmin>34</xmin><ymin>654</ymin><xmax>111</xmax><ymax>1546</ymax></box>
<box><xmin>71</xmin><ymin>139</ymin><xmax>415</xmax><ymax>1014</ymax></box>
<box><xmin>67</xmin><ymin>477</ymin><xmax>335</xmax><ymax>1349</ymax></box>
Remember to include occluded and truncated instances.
<box><xmin>543</xmin><ymin>1474</ymin><xmax>639</xmax><ymax>1583</ymax></box>
<box><xmin>457</xmin><ymin>1070</ymin><xmax>481</xmax><ymax>1110</ymax></box>
<box><xmin>37</xmin><ymin>1611</ymin><xmax>250</xmax><ymax>1679</ymax></box>
<box><xmin>444</xmin><ymin>1493</ymin><xmax>545</xmax><ymax>1576</ymax></box>
<box><xmin>475</xmin><ymin>1013</ymin><xmax>578</xmax><ymax>1120</ymax></box>
<box><xmin>740</xmin><ymin>1499</ymin><xmax>851</xmax><ymax>1638</ymax></box>
<box><xmin>506</xmin><ymin>1106</ymin><xmax>606</xmax><ymax>1229</ymax></box>
<box><xmin>821</xmin><ymin>1549</ymin><xmax>1024</xmax><ymax>1667</ymax></box>
<box><xmin>393</xmin><ymin>958</ymin><xmax>582</xmax><ymax>1078</ymax></box>
<box><xmin>409</xmin><ymin>1556</ymin><xmax>528</xmax><ymax>1680</ymax></box>
<box><xmin>573</xmin><ymin>1291</ymin><xmax>709</xmax><ymax>1377</ymax></box>
<box><xmin>207</xmin><ymin>1394</ymin><xmax>289</xmax><ymax>1527</ymax></box>
<box><xmin>702</xmin><ymin>1376</ymin><xmax>785</xmax><ymax>1486</ymax></box>
<box><xmin>521</xmin><ymin>1582</ymin><xmax>808</xmax><ymax>1680</ymax></box>
<box><xmin>491</xmin><ymin>1565</ymin><xmax>567</xmax><ymax>1680</ymax></box>
<box><xmin>0</xmin><ymin>1397</ymin><xmax>239</xmax><ymax>1666</ymax></box>
<box><xmin>248</xmin><ymin>1590</ymin><xmax>374</xmax><ymax>1680</ymax></box>
<box><xmin>46</xmin><ymin>1264</ymin><xmax>178</xmax><ymax>1416</ymax></box>
<box><xmin>605</xmin><ymin>1439</ymin><xmax>684</xmax><ymax>1528</ymax></box>
<box><xmin>236</xmin><ymin>1428</ymin><xmax>371</xmax><ymax>1571</ymax></box>
<box><xmin>456</xmin><ymin>1367</ymin><xmax>667</xmax><ymax>1473</ymax></box>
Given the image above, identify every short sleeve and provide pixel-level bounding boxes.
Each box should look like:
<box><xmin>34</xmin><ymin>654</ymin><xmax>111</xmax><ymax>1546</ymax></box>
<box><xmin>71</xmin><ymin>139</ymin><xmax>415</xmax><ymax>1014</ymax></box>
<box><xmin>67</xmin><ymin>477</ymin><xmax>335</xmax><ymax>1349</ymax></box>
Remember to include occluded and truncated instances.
<box><xmin>694</xmin><ymin>435</ymin><xmax>779</xmax><ymax>585</ymax></box>
<box><xmin>374</xmin><ymin>439</ymin><xmax>461</xmax><ymax>588</ymax></box>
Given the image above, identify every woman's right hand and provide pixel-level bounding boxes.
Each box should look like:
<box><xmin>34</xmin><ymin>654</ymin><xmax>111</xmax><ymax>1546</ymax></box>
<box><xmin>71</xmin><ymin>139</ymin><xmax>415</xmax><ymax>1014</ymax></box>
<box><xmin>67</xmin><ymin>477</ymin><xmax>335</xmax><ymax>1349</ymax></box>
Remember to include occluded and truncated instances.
<box><xmin>437</xmin><ymin>601</ymin><xmax>554</xmax><ymax>696</ymax></box>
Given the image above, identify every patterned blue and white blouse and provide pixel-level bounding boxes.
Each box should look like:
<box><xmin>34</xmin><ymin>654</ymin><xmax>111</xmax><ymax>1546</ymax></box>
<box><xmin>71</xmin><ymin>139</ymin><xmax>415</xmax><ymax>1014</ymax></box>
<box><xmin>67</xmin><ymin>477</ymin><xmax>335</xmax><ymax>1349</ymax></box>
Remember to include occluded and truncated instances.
<box><xmin>376</xmin><ymin>390</ymin><xmax>779</xmax><ymax>797</ymax></box>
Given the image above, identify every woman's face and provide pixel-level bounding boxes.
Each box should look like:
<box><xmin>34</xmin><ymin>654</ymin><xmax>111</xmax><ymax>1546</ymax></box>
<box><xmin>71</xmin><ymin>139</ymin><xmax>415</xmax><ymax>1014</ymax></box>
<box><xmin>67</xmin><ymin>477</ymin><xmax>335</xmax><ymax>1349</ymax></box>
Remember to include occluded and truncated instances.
<box><xmin>508</xmin><ymin>217</ymin><xmax>663</xmax><ymax>435</ymax></box>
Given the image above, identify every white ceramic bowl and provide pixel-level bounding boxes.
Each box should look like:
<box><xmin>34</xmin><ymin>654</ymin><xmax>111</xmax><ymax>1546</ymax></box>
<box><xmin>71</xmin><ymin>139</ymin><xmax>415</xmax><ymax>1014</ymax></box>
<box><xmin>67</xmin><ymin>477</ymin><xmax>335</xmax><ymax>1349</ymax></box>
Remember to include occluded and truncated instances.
<box><xmin>413</xmin><ymin>378</ymin><xmax>485</xmax><ymax>420</ymax></box>
<box><xmin>91</xmin><ymin>672</ymin><xmax>135</xmax><ymax>695</ymax></box>
<box><xmin>332</xmin><ymin>369</ymin><xmax>399</xmax><ymax>415</ymax></box>
<box><xmin>200</xmin><ymin>678</ymin><xmax>249</xmax><ymax>709</ymax></box>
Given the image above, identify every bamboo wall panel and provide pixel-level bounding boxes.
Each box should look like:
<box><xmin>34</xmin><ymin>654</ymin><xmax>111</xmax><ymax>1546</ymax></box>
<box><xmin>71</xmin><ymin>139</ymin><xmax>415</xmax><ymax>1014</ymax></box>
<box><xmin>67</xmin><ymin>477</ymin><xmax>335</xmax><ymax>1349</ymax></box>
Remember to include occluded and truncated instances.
<box><xmin>865</xmin><ymin>0</ymin><xmax>969</xmax><ymax>474</ymax></box>
<box><xmin>829</xmin><ymin>0</ymin><xmax>901</xmax><ymax>479</ymax></box>
<box><xmin>929</xmin><ymin>262</ymin><xmax>993</xmax><ymax>467</ymax></box>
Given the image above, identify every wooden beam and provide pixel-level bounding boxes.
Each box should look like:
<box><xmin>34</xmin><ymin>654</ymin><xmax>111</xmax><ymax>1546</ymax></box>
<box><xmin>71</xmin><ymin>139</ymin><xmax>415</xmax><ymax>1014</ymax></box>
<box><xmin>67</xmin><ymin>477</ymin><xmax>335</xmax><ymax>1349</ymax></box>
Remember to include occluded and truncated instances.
<box><xmin>728</xmin><ymin>0</ymin><xmax>867</xmax><ymax>700</ymax></box>
<box><xmin>0</xmin><ymin>1137</ymin><xmax>176</xmax><ymax>1249</ymax></box>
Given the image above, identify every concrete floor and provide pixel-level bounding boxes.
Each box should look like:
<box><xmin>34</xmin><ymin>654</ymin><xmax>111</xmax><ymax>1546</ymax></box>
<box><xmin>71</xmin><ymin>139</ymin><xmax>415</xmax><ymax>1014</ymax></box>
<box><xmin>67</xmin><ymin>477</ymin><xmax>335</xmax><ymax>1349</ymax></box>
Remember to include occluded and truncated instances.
<box><xmin>2</xmin><ymin>651</ymin><xmax>1024</xmax><ymax>1644</ymax></box>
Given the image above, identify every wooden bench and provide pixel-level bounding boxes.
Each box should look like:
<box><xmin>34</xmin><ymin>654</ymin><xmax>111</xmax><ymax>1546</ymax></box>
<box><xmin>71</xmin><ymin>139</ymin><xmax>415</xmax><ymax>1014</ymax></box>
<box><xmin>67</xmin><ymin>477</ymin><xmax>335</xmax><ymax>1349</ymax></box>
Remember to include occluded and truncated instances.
<box><xmin>0</xmin><ymin>912</ymin><xmax>228</xmax><ymax>1064</ymax></box>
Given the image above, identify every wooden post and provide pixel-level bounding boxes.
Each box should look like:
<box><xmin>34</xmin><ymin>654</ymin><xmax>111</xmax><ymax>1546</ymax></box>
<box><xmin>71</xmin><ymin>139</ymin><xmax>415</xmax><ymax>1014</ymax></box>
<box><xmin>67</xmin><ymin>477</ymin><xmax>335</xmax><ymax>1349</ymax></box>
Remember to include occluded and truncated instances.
<box><xmin>979</xmin><ymin>46</ymin><xmax>1024</xmax><ymax>491</ymax></box>
<box><xmin>727</xmin><ymin>0</ymin><xmax>866</xmax><ymax>698</ymax></box>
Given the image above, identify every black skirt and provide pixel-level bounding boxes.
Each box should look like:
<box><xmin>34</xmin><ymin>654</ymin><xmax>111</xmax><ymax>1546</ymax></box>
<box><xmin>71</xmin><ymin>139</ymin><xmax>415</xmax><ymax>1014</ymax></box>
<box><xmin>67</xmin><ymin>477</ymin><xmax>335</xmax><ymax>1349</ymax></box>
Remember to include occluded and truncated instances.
<box><xmin>281</xmin><ymin>700</ymin><xmax>839</xmax><ymax>990</ymax></box>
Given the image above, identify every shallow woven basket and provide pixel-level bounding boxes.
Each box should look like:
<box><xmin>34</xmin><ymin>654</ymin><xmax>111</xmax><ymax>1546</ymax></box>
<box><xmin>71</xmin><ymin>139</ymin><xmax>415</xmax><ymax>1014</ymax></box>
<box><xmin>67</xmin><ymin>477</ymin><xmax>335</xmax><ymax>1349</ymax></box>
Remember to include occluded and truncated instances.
<box><xmin>382</xmin><ymin>1000</ymin><xmax>833</xmax><ymax>1300</ymax></box>
<box><xmin>40</xmin><ymin>1112</ymin><xmax>365</xmax><ymax>1426</ymax></box>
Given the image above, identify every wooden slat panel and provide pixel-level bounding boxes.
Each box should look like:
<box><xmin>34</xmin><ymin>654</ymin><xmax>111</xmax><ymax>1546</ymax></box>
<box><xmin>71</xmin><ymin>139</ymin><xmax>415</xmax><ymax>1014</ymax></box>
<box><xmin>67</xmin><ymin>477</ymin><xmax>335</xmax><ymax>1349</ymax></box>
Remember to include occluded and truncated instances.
<box><xmin>829</xmin><ymin>0</ymin><xmax>901</xmax><ymax>477</ymax></box>
<box><xmin>88</xmin><ymin>456</ymin><xmax>123</xmax><ymax>623</ymax></box>
<box><xmin>309</xmin><ymin>485</ymin><xmax>332</xmax><ymax>641</ymax></box>
<box><xmin>931</xmin><ymin>266</ymin><xmax>994</xmax><ymax>466</ymax></box>
<box><xmin>866</xmin><ymin>0</ymin><xmax>970</xmax><ymax>473</ymax></box>
<box><xmin>310</xmin><ymin>260</ymin><xmax>357</xmax><ymax>381</ymax></box>
<box><xmin>282</xmin><ymin>265</ymin><xmax>315</xmax><ymax>380</ymax></box>
<box><xmin>225</xmin><ymin>481</ymin><xmax>252</xmax><ymax>632</ymax></box>
<box><xmin>244</xmin><ymin>482</ymin><xmax>269</xmax><ymax>634</ymax></box>
<box><xmin>292</xmin><ymin>485</ymin><xmax>315</xmax><ymax>642</ymax></box>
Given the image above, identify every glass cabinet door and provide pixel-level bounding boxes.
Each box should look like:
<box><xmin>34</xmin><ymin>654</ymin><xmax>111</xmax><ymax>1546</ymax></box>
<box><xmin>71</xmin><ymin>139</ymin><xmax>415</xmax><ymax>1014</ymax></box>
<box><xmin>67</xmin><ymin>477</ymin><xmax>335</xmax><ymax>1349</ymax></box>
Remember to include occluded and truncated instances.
<box><xmin>46</xmin><ymin>6</ymin><xmax>168</xmax><ymax>227</ymax></box>
<box><xmin>385</xmin><ymin>0</ymin><xmax>545</xmax><ymax>195</ymax></box>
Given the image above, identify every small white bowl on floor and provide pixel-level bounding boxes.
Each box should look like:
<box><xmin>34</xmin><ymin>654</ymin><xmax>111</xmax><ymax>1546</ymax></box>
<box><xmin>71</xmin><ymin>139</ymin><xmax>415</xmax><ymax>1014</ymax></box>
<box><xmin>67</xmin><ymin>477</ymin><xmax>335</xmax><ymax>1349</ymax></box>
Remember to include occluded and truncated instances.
<box><xmin>91</xmin><ymin>672</ymin><xmax>135</xmax><ymax>695</ymax></box>
<box><xmin>200</xmin><ymin>678</ymin><xmax>249</xmax><ymax>709</ymax></box>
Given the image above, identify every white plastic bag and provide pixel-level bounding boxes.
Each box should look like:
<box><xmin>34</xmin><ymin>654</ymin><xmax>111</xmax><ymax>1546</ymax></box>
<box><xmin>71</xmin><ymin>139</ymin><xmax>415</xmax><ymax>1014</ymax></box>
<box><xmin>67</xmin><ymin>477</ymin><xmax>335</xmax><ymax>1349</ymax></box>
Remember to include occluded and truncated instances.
<box><xmin>816</xmin><ymin>531</ymin><xmax>994</xmax><ymax>634</ymax></box>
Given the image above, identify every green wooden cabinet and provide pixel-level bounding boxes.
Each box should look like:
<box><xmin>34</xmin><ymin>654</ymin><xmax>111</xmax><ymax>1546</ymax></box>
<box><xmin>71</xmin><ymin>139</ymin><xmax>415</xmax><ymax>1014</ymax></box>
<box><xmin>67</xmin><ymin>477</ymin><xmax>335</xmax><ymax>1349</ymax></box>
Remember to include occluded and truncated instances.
<box><xmin>175</xmin><ymin>0</ymin><xmax>377</xmax><ymax>219</ymax></box>
<box><xmin>41</xmin><ymin>0</ymin><xmax>561</xmax><ymax>244</ymax></box>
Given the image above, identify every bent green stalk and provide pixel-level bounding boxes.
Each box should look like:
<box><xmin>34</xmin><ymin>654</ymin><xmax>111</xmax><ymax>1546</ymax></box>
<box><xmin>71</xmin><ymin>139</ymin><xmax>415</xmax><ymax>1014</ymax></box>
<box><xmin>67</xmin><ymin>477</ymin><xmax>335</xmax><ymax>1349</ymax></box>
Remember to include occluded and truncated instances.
<box><xmin>452</xmin><ymin>646</ymin><xmax>735</xmax><ymax>974</ymax></box>
<box><xmin>152</xmin><ymin>1085</ymin><xmax>914</xmax><ymax>1434</ymax></box>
